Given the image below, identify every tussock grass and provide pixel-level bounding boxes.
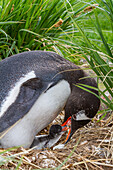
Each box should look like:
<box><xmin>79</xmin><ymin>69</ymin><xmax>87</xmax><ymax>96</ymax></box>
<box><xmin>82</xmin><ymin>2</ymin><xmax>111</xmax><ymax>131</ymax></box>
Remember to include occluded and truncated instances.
<box><xmin>0</xmin><ymin>0</ymin><xmax>87</xmax><ymax>61</ymax></box>
<box><xmin>70</xmin><ymin>0</ymin><xmax>113</xmax><ymax>116</ymax></box>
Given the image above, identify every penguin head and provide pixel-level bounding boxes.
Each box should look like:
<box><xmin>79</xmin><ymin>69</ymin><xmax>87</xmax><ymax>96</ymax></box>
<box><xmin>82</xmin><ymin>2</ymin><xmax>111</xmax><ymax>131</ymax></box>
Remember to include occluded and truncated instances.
<box><xmin>62</xmin><ymin>80</ymin><xmax>100</xmax><ymax>144</ymax></box>
<box><xmin>49</xmin><ymin>124</ymin><xmax>62</xmax><ymax>138</ymax></box>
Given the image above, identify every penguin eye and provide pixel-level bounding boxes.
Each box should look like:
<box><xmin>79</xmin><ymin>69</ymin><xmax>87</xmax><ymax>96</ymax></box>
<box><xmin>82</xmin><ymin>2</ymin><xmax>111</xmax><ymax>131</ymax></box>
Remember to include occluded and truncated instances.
<box><xmin>72</xmin><ymin>114</ymin><xmax>76</xmax><ymax>120</ymax></box>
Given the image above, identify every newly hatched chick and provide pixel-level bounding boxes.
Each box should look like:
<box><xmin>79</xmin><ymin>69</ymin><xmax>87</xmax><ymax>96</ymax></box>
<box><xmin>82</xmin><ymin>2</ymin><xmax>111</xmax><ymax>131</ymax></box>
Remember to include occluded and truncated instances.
<box><xmin>30</xmin><ymin>124</ymin><xmax>66</xmax><ymax>149</ymax></box>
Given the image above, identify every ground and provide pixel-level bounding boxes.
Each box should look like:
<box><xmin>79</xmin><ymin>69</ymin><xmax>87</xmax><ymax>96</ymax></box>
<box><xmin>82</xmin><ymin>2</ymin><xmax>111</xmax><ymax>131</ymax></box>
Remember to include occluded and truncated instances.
<box><xmin>0</xmin><ymin>109</ymin><xmax>113</xmax><ymax>170</ymax></box>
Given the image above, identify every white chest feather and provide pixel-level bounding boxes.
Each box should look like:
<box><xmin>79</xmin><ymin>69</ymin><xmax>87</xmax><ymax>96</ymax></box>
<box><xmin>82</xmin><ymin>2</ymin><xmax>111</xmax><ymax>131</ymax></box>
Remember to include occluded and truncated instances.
<box><xmin>1</xmin><ymin>80</ymin><xmax>71</xmax><ymax>148</ymax></box>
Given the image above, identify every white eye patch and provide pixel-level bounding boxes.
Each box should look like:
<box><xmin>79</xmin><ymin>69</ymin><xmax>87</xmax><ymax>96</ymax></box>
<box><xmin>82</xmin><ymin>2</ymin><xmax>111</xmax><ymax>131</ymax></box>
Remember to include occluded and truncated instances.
<box><xmin>72</xmin><ymin>110</ymin><xmax>92</xmax><ymax>121</ymax></box>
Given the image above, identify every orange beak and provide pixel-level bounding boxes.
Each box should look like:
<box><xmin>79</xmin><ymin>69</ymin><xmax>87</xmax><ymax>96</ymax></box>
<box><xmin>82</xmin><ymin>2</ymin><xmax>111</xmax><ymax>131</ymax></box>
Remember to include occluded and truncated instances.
<box><xmin>61</xmin><ymin>116</ymin><xmax>72</xmax><ymax>143</ymax></box>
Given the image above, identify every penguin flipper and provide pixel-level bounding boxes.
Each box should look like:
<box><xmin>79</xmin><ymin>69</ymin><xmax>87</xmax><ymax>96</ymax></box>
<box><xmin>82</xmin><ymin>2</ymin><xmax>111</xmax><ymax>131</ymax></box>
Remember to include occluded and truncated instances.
<box><xmin>0</xmin><ymin>77</ymin><xmax>50</xmax><ymax>133</ymax></box>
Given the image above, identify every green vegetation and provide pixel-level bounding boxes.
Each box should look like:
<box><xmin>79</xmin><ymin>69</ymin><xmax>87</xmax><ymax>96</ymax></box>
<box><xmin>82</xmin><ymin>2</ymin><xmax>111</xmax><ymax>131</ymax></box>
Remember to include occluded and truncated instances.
<box><xmin>72</xmin><ymin>0</ymin><xmax>113</xmax><ymax>117</ymax></box>
<box><xmin>0</xmin><ymin>0</ymin><xmax>88</xmax><ymax>61</ymax></box>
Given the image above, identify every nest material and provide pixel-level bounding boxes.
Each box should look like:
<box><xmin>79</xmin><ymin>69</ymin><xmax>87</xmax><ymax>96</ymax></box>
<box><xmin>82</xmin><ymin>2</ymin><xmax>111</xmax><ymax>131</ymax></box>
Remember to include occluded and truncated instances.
<box><xmin>0</xmin><ymin>111</ymin><xmax>113</xmax><ymax>170</ymax></box>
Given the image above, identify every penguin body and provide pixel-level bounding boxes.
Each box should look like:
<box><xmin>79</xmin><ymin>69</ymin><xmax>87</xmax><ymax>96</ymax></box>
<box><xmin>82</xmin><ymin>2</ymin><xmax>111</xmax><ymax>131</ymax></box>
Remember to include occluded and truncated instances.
<box><xmin>0</xmin><ymin>51</ymin><xmax>100</xmax><ymax>148</ymax></box>
<box><xmin>0</xmin><ymin>79</ymin><xmax>70</xmax><ymax>148</ymax></box>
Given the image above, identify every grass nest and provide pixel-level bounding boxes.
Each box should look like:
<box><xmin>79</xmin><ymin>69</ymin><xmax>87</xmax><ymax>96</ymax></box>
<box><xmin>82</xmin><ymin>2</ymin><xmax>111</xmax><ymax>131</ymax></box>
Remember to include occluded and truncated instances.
<box><xmin>0</xmin><ymin>110</ymin><xmax>113</xmax><ymax>170</ymax></box>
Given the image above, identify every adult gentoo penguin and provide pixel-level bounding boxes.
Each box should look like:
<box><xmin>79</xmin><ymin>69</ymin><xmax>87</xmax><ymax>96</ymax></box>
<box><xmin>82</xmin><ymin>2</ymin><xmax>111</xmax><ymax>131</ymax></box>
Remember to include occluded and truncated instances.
<box><xmin>0</xmin><ymin>51</ymin><xmax>100</xmax><ymax>148</ymax></box>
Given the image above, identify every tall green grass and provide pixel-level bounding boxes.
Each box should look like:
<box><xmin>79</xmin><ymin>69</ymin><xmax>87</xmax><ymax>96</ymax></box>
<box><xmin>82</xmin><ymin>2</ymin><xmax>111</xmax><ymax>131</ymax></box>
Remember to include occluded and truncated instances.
<box><xmin>70</xmin><ymin>0</ymin><xmax>113</xmax><ymax>114</ymax></box>
<box><xmin>0</xmin><ymin>0</ymin><xmax>88</xmax><ymax>62</ymax></box>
